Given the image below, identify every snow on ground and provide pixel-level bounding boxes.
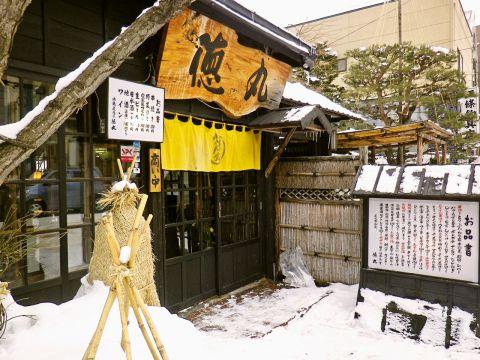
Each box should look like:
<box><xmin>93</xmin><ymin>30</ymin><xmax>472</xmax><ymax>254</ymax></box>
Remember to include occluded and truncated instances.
<box><xmin>0</xmin><ymin>279</ymin><xmax>479</xmax><ymax>359</ymax></box>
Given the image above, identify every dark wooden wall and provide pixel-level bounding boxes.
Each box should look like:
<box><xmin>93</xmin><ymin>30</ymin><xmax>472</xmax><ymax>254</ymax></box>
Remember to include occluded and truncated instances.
<box><xmin>9</xmin><ymin>0</ymin><xmax>155</xmax><ymax>82</ymax></box>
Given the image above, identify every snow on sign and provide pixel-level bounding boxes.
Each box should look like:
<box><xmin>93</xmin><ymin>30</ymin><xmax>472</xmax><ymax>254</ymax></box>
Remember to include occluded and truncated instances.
<box><xmin>108</xmin><ymin>77</ymin><xmax>165</xmax><ymax>142</ymax></box>
<box><xmin>368</xmin><ymin>198</ymin><xmax>479</xmax><ymax>283</ymax></box>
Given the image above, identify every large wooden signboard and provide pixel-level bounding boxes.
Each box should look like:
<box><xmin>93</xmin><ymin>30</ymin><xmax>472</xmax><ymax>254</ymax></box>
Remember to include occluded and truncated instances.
<box><xmin>368</xmin><ymin>198</ymin><xmax>479</xmax><ymax>283</ymax></box>
<box><xmin>156</xmin><ymin>9</ymin><xmax>291</xmax><ymax>118</ymax></box>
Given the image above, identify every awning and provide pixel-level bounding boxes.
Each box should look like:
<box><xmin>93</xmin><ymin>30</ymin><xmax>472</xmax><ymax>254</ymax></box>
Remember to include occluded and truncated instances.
<box><xmin>249</xmin><ymin>105</ymin><xmax>333</xmax><ymax>133</ymax></box>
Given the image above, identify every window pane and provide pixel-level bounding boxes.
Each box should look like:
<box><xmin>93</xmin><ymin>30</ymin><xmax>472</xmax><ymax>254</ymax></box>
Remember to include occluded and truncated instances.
<box><xmin>165</xmin><ymin>191</ymin><xmax>181</xmax><ymax>224</ymax></box>
<box><xmin>0</xmin><ymin>184</ymin><xmax>19</xmax><ymax>224</ymax></box>
<box><xmin>220</xmin><ymin>187</ymin><xmax>233</xmax><ymax>216</ymax></box>
<box><xmin>247</xmin><ymin>187</ymin><xmax>257</xmax><ymax>213</ymax></box>
<box><xmin>94</xmin><ymin>142</ymin><xmax>120</xmax><ymax>178</ymax></box>
<box><xmin>27</xmin><ymin>232</ymin><xmax>60</xmax><ymax>283</ymax></box>
<box><xmin>68</xmin><ymin>226</ymin><xmax>92</xmax><ymax>272</ymax></box>
<box><xmin>94</xmin><ymin>181</ymin><xmax>113</xmax><ymax>222</ymax></box>
<box><xmin>235</xmin><ymin>187</ymin><xmax>246</xmax><ymax>214</ymax></box>
<box><xmin>220</xmin><ymin>173</ymin><xmax>232</xmax><ymax>187</ymax></box>
<box><xmin>248</xmin><ymin>212</ymin><xmax>259</xmax><ymax>239</ymax></box>
<box><xmin>235</xmin><ymin>215</ymin><xmax>245</xmax><ymax>242</ymax></box>
<box><xmin>183</xmin><ymin>190</ymin><xmax>196</xmax><ymax>221</ymax></box>
<box><xmin>247</xmin><ymin>171</ymin><xmax>257</xmax><ymax>186</ymax></box>
<box><xmin>166</xmin><ymin>225</ymin><xmax>181</xmax><ymax>258</ymax></box>
<box><xmin>0</xmin><ymin>188</ymin><xmax>24</xmax><ymax>288</ymax></box>
<box><xmin>66</xmin><ymin>136</ymin><xmax>90</xmax><ymax>178</ymax></box>
<box><xmin>0</xmin><ymin>76</ymin><xmax>20</xmax><ymax>126</ymax></box>
<box><xmin>184</xmin><ymin>223</ymin><xmax>200</xmax><ymax>253</ymax></box>
<box><xmin>200</xmin><ymin>173</ymin><xmax>214</xmax><ymax>189</ymax></box>
<box><xmin>220</xmin><ymin>218</ymin><xmax>234</xmax><ymax>246</ymax></box>
<box><xmin>202</xmin><ymin>189</ymin><xmax>215</xmax><ymax>218</ymax></box>
<box><xmin>67</xmin><ymin>181</ymin><xmax>97</xmax><ymax>226</ymax></box>
<box><xmin>235</xmin><ymin>172</ymin><xmax>245</xmax><ymax>186</ymax></box>
<box><xmin>25</xmin><ymin>134</ymin><xmax>58</xmax><ymax>180</ymax></box>
<box><xmin>21</xmin><ymin>79</ymin><xmax>54</xmax><ymax>116</ymax></box>
<box><xmin>201</xmin><ymin>220</ymin><xmax>215</xmax><ymax>249</ymax></box>
<box><xmin>65</xmin><ymin>113</ymin><xmax>87</xmax><ymax>134</ymax></box>
<box><xmin>25</xmin><ymin>183</ymin><xmax>60</xmax><ymax>231</ymax></box>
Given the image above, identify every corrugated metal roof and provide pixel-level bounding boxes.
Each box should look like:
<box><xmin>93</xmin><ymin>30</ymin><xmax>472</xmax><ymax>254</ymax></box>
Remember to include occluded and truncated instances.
<box><xmin>353</xmin><ymin>165</ymin><xmax>480</xmax><ymax>197</ymax></box>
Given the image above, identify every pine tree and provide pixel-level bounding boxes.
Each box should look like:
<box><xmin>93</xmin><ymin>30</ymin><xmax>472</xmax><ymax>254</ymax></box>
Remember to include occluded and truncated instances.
<box><xmin>343</xmin><ymin>43</ymin><xmax>476</xmax><ymax>162</ymax></box>
<box><xmin>291</xmin><ymin>42</ymin><xmax>344</xmax><ymax>102</ymax></box>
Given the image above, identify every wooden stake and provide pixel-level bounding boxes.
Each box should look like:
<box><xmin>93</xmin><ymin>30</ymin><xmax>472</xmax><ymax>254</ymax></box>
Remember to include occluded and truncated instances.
<box><xmin>126</xmin><ymin>154</ymin><xmax>139</xmax><ymax>182</ymax></box>
<box><xmin>265</xmin><ymin>127</ymin><xmax>296</xmax><ymax>178</ymax></box>
<box><xmin>83</xmin><ymin>289</ymin><xmax>117</xmax><ymax>360</ymax></box>
<box><xmin>130</xmin><ymin>214</ymin><xmax>152</xmax><ymax>269</ymax></box>
<box><xmin>117</xmin><ymin>280</ymin><xmax>132</xmax><ymax>360</ymax></box>
<box><xmin>124</xmin><ymin>278</ymin><xmax>161</xmax><ymax>360</ymax></box>
<box><xmin>117</xmin><ymin>159</ymin><xmax>124</xmax><ymax>180</ymax></box>
<box><xmin>128</xmin><ymin>278</ymin><xmax>169</xmax><ymax>360</ymax></box>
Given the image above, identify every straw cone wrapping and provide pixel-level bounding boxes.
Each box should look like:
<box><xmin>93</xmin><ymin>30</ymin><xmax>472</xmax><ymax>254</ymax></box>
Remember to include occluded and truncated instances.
<box><xmin>88</xmin><ymin>189</ymin><xmax>160</xmax><ymax>306</ymax></box>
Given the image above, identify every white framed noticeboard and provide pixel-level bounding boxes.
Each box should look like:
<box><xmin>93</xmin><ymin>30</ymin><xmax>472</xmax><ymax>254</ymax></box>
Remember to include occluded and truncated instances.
<box><xmin>368</xmin><ymin>198</ymin><xmax>479</xmax><ymax>283</ymax></box>
<box><xmin>108</xmin><ymin>77</ymin><xmax>165</xmax><ymax>142</ymax></box>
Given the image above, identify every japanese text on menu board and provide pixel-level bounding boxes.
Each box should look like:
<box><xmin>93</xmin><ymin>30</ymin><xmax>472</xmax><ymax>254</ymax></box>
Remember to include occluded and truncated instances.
<box><xmin>108</xmin><ymin>77</ymin><xmax>165</xmax><ymax>142</ymax></box>
<box><xmin>368</xmin><ymin>198</ymin><xmax>479</xmax><ymax>282</ymax></box>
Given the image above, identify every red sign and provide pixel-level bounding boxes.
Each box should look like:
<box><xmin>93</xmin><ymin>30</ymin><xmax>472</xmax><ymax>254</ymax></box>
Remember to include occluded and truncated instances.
<box><xmin>120</xmin><ymin>145</ymin><xmax>134</xmax><ymax>163</ymax></box>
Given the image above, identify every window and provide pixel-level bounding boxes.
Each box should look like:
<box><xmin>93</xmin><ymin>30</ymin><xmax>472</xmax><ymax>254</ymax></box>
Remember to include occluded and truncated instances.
<box><xmin>337</xmin><ymin>58</ymin><xmax>347</xmax><ymax>72</ymax></box>
<box><xmin>0</xmin><ymin>75</ymin><xmax>125</xmax><ymax>289</ymax></box>
<box><xmin>457</xmin><ymin>49</ymin><xmax>464</xmax><ymax>80</ymax></box>
<box><xmin>165</xmin><ymin>171</ymin><xmax>216</xmax><ymax>258</ymax></box>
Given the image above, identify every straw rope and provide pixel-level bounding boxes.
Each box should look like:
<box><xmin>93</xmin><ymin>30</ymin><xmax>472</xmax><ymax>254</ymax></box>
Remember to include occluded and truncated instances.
<box><xmin>88</xmin><ymin>188</ymin><xmax>160</xmax><ymax>306</ymax></box>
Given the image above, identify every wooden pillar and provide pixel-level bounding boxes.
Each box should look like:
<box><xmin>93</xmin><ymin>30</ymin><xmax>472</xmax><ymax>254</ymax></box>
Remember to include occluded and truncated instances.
<box><xmin>442</xmin><ymin>144</ymin><xmax>447</xmax><ymax>164</ymax></box>
<box><xmin>416</xmin><ymin>136</ymin><xmax>423</xmax><ymax>165</ymax></box>
<box><xmin>435</xmin><ymin>143</ymin><xmax>440</xmax><ymax>164</ymax></box>
<box><xmin>370</xmin><ymin>147</ymin><xmax>376</xmax><ymax>164</ymax></box>
<box><xmin>398</xmin><ymin>145</ymin><xmax>405</xmax><ymax>165</ymax></box>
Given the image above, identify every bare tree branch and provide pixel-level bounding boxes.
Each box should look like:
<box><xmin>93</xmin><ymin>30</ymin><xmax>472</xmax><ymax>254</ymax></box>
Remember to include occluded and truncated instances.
<box><xmin>0</xmin><ymin>0</ymin><xmax>193</xmax><ymax>185</ymax></box>
<box><xmin>0</xmin><ymin>0</ymin><xmax>32</xmax><ymax>81</ymax></box>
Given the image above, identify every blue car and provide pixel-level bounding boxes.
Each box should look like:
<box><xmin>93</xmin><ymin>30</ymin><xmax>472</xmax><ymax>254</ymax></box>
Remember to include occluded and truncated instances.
<box><xmin>25</xmin><ymin>168</ymin><xmax>107</xmax><ymax>214</ymax></box>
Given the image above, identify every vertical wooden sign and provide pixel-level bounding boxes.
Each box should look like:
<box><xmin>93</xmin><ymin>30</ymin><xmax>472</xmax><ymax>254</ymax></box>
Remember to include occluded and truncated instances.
<box><xmin>149</xmin><ymin>149</ymin><xmax>161</xmax><ymax>192</ymax></box>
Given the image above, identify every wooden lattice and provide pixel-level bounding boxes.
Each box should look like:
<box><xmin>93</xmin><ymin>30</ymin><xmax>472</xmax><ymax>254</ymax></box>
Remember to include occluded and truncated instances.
<box><xmin>280</xmin><ymin>188</ymin><xmax>355</xmax><ymax>201</ymax></box>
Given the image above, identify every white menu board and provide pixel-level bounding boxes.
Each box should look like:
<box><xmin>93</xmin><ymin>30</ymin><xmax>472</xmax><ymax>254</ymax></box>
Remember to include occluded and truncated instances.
<box><xmin>108</xmin><ymin>77</ymin><xmax>164</xmax><ymax>142</ymax></box>
<box><xmin>368</xmin><ymin>198</ymin><xmax>479</xmax><ymax>283</ymax></box>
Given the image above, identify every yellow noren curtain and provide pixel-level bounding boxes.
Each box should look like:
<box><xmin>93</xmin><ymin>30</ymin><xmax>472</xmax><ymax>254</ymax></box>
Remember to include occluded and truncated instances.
<box><xmin>162</xmin><ymin>115</ymin><xmax>261</xmax><ymax>172</ymax></box>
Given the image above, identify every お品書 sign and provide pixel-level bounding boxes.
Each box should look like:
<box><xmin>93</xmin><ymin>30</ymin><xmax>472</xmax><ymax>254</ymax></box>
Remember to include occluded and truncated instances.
<box><xmin>368</xmin><ymin>198</ymin><xmax>479</xmax><ymax>283</ymax></box>
<box><xmin>108</xmin><ymin>77</ymin><xmax>165</xmax><ymax>142</ymax></box>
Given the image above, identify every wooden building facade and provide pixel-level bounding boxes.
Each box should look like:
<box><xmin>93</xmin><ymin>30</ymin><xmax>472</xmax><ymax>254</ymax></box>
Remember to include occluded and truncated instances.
<box><xmin>0</xmin><ymin>0</ymin><xmax>317</xmax><ymax>311</ymax></box>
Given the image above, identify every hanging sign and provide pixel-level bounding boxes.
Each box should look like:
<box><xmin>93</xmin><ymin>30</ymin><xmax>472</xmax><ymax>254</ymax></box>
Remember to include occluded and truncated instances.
<box><xmin>149</xmin><ymin>149</ymin><xmax>161</xmax><ymax>192</ymax></box>
<box><xmin>156</xmin><ymin>9</ymin><xmax>291</xmax><ymax>118</ymax></box>
<box><xmin>161</xmin><ymin>115</ymin><xmax>261</xmax><ymax>172</ymax></box>
<box><xmin>108</xmin><ymin>77</ymin><xmax>165</xmax><ymax>142</ymax></box>
<box><xmin>459</xmin><ymin>97</ymin><xmax>479</xmax><ymax>131</ymax></box>
<box><xmin>368</xmin><ymin>198</ymin><xmax>479</xmax><ymax>283</ymax></box>
<box><xmin>132</xmin><ymin>141</ymin><xmax>141</xmax><ymax>174</ymax></box>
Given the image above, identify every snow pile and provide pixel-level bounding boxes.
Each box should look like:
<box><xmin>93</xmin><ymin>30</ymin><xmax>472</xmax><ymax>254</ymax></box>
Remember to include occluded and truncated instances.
<box><xmin>1</xmin><ymin>281</ymin><xmax>478</xmax><ymax>359</ymax></box>
<box><xmin>0</xmin><ymin>278</ymin><xmax>211</xmax><ymax>360</ymax></box>
<box><xmin>283</xmin><ymin>82</ymin><xmax>369</xmax><ymax>122</ymax></box>
<box><xmin>430</xmin><ymin>46</ymin><xmax>450</xmax><ymax>55</ymax></box>
<box><xmin>354</xmin><ymin>165</ymin><xmax>380</xmax><ymax>192</ymax></box>
<box><xmin>111</xmin><ymin>179</ymin><xmax>138</xmax><ymax>192</ymax></box>
<box><xmin>356</xmin><ymin>288</ymin><xmax>480</xmax><ymax>352</ymax></box>
<box><xmin>376</xmin><ymin>166</ymin><xmax>401</xmax><ymax>193</ymax></box>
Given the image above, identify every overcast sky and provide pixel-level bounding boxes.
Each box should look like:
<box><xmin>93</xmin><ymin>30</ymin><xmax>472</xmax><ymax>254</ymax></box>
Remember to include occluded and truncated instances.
<box><xmin>235</xmin><ymin>0</ymin><xmax>480</xmax><ymax>28</ymax></box>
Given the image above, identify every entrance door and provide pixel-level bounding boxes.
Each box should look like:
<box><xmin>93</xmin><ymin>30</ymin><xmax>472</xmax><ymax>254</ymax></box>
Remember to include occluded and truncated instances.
<box><xmin>162</xmin><ymin>170</ymin><xmax>261</xmax><ymax>311</ymax></box>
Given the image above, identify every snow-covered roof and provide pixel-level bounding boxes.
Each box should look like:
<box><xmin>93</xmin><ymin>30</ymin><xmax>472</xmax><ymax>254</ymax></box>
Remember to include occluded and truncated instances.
<box><xmin>282</xmin><ymin>82</ymin><xmax>369</xmax><ymax>122</ymax></box>
<box><xmin>353</xmin><ymin>165</ymin><xmax>480</xmax><ymax>197</ymax></box>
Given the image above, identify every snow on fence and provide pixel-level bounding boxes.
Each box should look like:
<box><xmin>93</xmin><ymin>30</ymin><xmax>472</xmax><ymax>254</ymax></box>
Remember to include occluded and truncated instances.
<box><xmin>276</xmin><ymin>156</ymin><xmax>362</xmax><ymax>284</ymax></box>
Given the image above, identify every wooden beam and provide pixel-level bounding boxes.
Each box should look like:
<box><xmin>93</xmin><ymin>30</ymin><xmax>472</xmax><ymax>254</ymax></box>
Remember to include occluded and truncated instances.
<box><xmin>370</xmin><ymin>147</ymin><xmax>376</xmax><ymax>164</ymax></box>
<box><xmin>418</xmin><ymin>132</ymin><xmax>446</xmax><ymax>145</ymax></box>
<box><xmin>417</xmin><ymin>135</ymin><xmax>423</xmax><ymax>165</ymax></box>
<box><xmin>265</xmin><ymin>127</ymin><xmax>296</xmax><ymax>178</ymax></box>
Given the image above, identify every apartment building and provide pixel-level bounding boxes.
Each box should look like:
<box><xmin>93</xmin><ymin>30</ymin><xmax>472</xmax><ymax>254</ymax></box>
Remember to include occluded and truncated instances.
<box><xmin>287</xmin><ymin>0</ymin><xmax>476</xmax><ymax>87</ymax></box>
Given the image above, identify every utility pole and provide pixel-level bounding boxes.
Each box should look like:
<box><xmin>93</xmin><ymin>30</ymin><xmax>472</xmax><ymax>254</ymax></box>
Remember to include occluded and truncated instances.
<box><xmin>397</xmin><ymin>0</ymin><xmax>405</xmax><ymax>165</ymax></box>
